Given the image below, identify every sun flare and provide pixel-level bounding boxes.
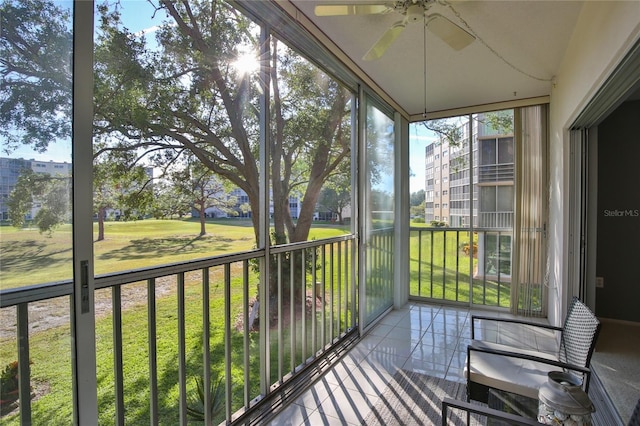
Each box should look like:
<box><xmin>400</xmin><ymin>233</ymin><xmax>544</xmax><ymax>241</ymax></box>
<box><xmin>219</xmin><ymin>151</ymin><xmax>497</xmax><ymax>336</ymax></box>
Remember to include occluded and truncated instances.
<box><xmin>232</xmin><ymin>52</ymin><xmax>260</xmax><ymax>76</ymax></box>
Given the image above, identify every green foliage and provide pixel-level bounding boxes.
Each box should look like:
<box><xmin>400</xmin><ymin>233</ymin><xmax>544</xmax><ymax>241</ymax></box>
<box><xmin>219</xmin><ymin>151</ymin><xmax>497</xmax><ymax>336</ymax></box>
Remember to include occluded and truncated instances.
<box><xmin>0</xmin><ymin>359</ymin><xmax>32</xmax><ymax>409</ymax></box>
<box><xmin>422</xmin><ymin>118</ymin><xmax>464</xmax><ymax>146</ymax></box>
<box><xmin>318</xmin><ymin>185</ymin><xmax>350</xmax><ymax>222</ymax></box>
<box><xmin>410</xmin><ymin>190</ymin><xmax>425</xmax><ymax>207</ymax></box>
<box><xmin>410</xmin><ymin>199</ymin><xmax>426</xmax><ymax>219</ymax></box>
<box><xmin>412</xmin><ymin>217</ymin><xmax>425</xmax><ymax>224</ymax></box>
<box><xmin>186</xmin><ymin>375</ymin><xmax>225</xmax><ymax>421</ymax></box>
<box><xmin>0</xmin><ymin>0</ymin><xmax>73</xmax><ymax>152</ymax></box>
<box><xmin>4</xmin><ymin>0</ymin><xmax>355</xmax><ymax>250</ymax></box>
<box><xmin>0</xmin><ymin>361</ymin><xmax>19</xmax><ymax>398</ymax></box>
<box><xmin>8</xmin><ymin>169</ymin><xmax>71</xmax><ymax>235</ymax></box>
<box><xmin>165</xmin><ymin>160</ymin><xmax>240</xmax><ymax>235</ymax></box>
<box><xmin>150</xmin><ymin>182</ymin><xmax>192</xmax><ymax>219</ymax></box>
<box><xmin>483</xmin><ymin>110</ymin><xmax>514</xmax><ymax>134</ymax></box>
<box><xmin>430</xmin><ymin>220</ymin><xmax>447</xmax><ymax>228</ymax></box>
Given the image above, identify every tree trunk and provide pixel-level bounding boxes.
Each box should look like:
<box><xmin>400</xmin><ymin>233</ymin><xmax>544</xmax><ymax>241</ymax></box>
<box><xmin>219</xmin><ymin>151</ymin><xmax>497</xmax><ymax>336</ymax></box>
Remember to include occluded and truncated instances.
<box><xmin>97</xmin><ymin>207</ymin><xmax>106</xmax><ymax>241</ymax></box>
<box><xmin>198</xmin><ymin>206</ymin><xmax>206</xmax><ymax>236</ymax></box>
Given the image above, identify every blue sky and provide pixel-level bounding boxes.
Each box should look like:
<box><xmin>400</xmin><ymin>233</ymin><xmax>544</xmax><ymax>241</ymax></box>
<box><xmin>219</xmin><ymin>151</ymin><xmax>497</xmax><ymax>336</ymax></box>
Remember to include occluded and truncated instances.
<box><xmin>409</xmin><ymin>123</ymin><xmax>437</xmax><ymax>194</ymax></box>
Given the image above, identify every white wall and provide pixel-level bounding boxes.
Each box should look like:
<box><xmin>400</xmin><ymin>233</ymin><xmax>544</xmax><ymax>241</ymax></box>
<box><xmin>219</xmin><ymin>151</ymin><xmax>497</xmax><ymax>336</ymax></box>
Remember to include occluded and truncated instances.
<box><xmin>547</xmin><ymin>1</ymin><xmax>640</xmax><ymax>326</ymax></box>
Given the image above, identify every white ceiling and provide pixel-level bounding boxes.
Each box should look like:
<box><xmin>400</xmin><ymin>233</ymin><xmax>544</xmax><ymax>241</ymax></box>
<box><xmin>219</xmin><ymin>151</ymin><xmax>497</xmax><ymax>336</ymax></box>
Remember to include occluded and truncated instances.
<box><xmin>288</xmin><ymin>0</ymin><xmax>585</xmax><ymax>118</ymax></box>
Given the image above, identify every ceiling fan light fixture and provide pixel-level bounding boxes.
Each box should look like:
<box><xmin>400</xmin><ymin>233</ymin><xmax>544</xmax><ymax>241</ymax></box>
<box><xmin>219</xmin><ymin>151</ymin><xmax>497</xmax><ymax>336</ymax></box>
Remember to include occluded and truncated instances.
<box><xmin>406</xmin><ymin>4</ymin><xmax>424</xmax><ymax>22</ymax></box>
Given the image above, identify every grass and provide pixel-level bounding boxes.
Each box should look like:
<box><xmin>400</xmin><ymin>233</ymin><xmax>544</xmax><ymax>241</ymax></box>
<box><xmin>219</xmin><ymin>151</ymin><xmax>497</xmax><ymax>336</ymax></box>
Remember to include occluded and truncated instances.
<box><xmin>0</xmin><ymin>220</ymin><xmax>506</xmax><ymax>424</ymax></box>
<box><xmin>409</xmin><ymin>228</ymin><xmax>511</xmax><ymax>308</ymax></box>
<box><xmin>0</xmin><ymin>219</ymin><xmax>352</xmax><ymax>425</ymax></box>
<box><xmin>0</xmin><ymin>218</ymin><xmax>349</xmax><ymax>290</ymax></box>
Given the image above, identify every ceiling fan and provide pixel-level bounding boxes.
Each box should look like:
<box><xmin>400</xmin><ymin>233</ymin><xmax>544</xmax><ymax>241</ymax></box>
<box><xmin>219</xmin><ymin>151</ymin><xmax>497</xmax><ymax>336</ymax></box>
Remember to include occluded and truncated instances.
<box><xmin>314</xmin><ymin>0</ymin><xmax>475</xmax><ymax>60</ymax></box>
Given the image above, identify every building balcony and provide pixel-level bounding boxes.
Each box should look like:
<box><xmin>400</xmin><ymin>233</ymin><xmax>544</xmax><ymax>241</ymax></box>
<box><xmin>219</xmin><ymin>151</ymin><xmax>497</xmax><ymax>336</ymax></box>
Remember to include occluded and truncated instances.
<box><xmin>478</xmin><ymin>164</ymin><xmax>514</xmax><ymax>183</ymax></box>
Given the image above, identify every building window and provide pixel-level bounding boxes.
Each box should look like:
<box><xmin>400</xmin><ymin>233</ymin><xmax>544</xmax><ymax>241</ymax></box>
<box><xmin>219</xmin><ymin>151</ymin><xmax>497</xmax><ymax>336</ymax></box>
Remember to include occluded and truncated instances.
<box><xmin>480</xmin><ymin>136</ymin><xmax>514</xmax><ymax>165</ymax></box>
<box><xmin>480</xmin><ymin>186</ymin><xmax>514</xmax><ymax>212</ymax></box>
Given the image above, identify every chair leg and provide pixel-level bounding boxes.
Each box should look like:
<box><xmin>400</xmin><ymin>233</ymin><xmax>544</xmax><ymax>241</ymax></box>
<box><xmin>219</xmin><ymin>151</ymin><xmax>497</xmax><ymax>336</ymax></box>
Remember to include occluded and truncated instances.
<box><xmin>468</xmin><ymin>380</ymin><xmax>490</xmax><ymax>404</ymax></box>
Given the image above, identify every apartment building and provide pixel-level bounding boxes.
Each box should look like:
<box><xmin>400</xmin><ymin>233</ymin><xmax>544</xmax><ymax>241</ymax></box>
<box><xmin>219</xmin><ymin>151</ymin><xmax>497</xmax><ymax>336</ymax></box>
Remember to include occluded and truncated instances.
<box><xmin>424</xmin><ymin>114</ymin><xmax>515</xmax><ymax>279</ymax></box>
<box><xmin>0</xmin><ymin>157</ymin><xmax>73</xmax><ymax>221</ymax></box>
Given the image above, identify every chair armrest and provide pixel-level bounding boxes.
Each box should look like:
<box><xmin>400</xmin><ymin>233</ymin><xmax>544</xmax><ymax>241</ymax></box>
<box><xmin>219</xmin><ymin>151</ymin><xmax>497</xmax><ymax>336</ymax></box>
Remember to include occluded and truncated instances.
<box><xmin>441</xmin><ymin>397</ymin><xmax>542</xmax><ymax>426</ymax></box>
<box><xmin>467</xmin><ymin>342</ymin><xmax>592</xmax><ymax>377</ymax></box>
<box><xmin>471</xmin><ymin>314</ymin><xmax>562</xmax><ymax>339</ymax></box>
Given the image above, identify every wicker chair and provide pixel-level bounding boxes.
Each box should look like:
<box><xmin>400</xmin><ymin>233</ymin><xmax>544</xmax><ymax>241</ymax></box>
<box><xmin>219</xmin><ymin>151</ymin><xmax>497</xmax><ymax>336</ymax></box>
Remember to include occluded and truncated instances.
<box><xmin>465</xmin><ymin>297</ymin><xmax>601</xmax><ymax>405</ymax></box>
<box><xmin>629</xmin><ymin>398</ymin><xmax>640</xmax><ymax>426</ymax></box>
<box><xmin>441</xmin><ymin>397</ymin><xmax>542</xmax><ymax>426</ymax></box>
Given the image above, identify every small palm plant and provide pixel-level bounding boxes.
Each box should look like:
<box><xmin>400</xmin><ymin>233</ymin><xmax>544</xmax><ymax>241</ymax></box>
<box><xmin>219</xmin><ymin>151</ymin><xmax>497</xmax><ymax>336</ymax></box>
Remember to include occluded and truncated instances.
<box><xmin>186</xmin><ymin>375</ymin><xmax>225</xmax><ymax>422</ymax></box>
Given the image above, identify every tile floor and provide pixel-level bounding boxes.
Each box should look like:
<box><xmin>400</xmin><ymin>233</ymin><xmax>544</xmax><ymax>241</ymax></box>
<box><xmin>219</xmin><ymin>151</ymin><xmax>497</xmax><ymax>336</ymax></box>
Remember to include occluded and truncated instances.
<box><xmin>266</xmin><ymin>302</ymin><xmax>556</xmax><ymax>426</ymax></box>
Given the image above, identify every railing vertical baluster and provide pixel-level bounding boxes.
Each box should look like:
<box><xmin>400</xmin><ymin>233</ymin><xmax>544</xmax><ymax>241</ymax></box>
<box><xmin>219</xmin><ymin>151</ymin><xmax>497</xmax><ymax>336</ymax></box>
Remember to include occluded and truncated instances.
<box><xmin>350</xmin><ymin>240</ymin><xmax>357</xmax><ymax>330</ymax></box>
<box><xmin>329</xmin><ymin>244</ymin><xmax>334</xmax><ymax>343</ymax></box>
<box><xmin>343</xmin><ymin>240</ymin><xmax>349</xmax><ymax>329</ymax></box>
<box><xmin>385</xmin><ymin>232</ymin><xmax>388</xmax><ymax>300</ymax></box>
<box><xmin>202</xmin><ymin>269</ymin><xmax>211</xmax><ymax>426</ymax></box>
<box><xmin>443</xmin><ymin>230</ymin><xmax>447</xmax><ymax>300</ymax></box>
<box><xmin>311</xmin><ymin>247</ymin><xmax>317</xmax><ymax>354</ymax></box>
<box><xmin>147</xmin><ymin>278</ymin><xmax>158</xmax><ymax>426</ymax></box>
<box><xmin>277</xmin><ymin>253</ymin><xmax>283</xmax><ymax>382</ymax></box>
<box><xmin>290</xmin><ymin>251</ymin><xmax>296</xmax><ymax>372</ymax></box>
<box><xmin>430</xmin><ymin>230</ymin><xmax>435</xmax><ymax>297</ymax></box>
<box><xmin>321</xmin><ymin>245</ymin><xmax>326</xmax><ymax>348</ymax></box>
<box><xmin>374</xmin><ymin>234</ymin><xmax>378</xmax><ymax>312</ymax></box>
<box><xmin>418</xmin><ymin>229</ymin><xmax>422</xmax><ymax>297</ymax></box>
<box><xmin>301</xmin><ymin>249</ymin><xmax>307</xmax><ymax>362</ymax></box>
<box><xmin>17</xmin><ymin>303</ymin><xmax>31</xmax><ymax>424</ymax></box>
<box><xmin>470</xmin><ymin>230</ymin><xmax>475</xmax><ymax>305</ymax></box>
<box><xmin>262</xmin><ymin>253</ymin><xmax>270</xmax><ymax>391</ymax></box>
<box><xmin>112</xmin><ymin>286</ymin><xmax>125</xmax><ymax>426</ymax></box>
<box><xmin>243</xmin><ymin>261</ymin><xmax>251</xmax><ymax>408</ymax></box>
<box><xmin>388</xmin><ymin>231</ymin><xmax>393</xmax><ymax>302</ymax></box>
<box><xmin>337</xmin><ymin>242</ymin><xmax>342</xmax><ymax>337</ymax></box>
<box><xmin>177</xmin><ymin>273</ymin><xmax>187</xmax><ymax>425</ymax></box>
<box><xmin>482</xmin><ymin>234</ymin><xmax>488</xmax><ymax>304</ymax></box>
<box><xmin>497</xmin><ymin>231</ymin><xmax>502</xmax><ymax>307</ymax></box>
<box><xmin>224</xmin><ymin>264</ymin><xmax>232</xmax><ymax>422</ymax></box>
<box><xmin>455</xmin><ymin>231</ymin><xmax>460</xmax><ymax>301</ymax></box>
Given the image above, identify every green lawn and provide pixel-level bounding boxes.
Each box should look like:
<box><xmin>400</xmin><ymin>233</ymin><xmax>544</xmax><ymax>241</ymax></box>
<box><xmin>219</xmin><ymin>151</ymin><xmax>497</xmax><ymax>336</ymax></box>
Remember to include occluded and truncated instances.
<box><xmin>0</xmin><ymin>218</ymin><xmax>349</xmax><ymax>290</ymax></box>
<box><xmin>409</xmin><ymin>228</ymin><xmax>511</xmax><ymax>308</ymax></box>
<box><xmin>0</xmin><ymin>219</ymin><xmax>351</xmax><ymax>425</ymax></box>
<box><xmin>0</xmin><ymin>220</ymin><xmax>506</xmax><ymax>424</ymax></box>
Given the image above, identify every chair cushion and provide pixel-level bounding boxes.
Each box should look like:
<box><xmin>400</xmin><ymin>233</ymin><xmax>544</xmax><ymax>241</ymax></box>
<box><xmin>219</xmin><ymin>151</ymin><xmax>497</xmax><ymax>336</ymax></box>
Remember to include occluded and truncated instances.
<box><xmin>464</xmin><ymin>341</ymin><xmax>560</xmax><ymax>400</ymax></box>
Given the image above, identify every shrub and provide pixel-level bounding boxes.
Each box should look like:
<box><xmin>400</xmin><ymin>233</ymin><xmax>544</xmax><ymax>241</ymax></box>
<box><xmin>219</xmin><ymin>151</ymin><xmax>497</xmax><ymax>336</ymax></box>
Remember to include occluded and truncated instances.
<box><xmin>186</xmin><ymin>375</ymin><xmax>225</xmax><ymax>421</ymax></box>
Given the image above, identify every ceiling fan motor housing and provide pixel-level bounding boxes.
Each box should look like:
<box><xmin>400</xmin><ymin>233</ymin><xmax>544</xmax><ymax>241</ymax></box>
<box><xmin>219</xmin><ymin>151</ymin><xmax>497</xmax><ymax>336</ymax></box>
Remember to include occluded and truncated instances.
<box><xmin>407</xmin><ymin>4</ymin><xmax>425</xmax><ymax>22</ymax></box>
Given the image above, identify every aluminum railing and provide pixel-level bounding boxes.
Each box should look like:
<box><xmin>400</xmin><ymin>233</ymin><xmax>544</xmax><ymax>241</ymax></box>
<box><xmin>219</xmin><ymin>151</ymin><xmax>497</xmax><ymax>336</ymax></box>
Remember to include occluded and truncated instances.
<box><xmin>409</xmin><ymin>227</ymin><xmax>512</xmax><ymax>308</ymax></box>
<box><xmin>478</xmin><ymin>211</ymin><xmax>514</xmax><ymax>229</ymax></box>
<box><xmin>0</xmin><ymin>235</ymin><xmax>357</xmax><ymax>425</ymax></box>
<box><xmin>478</xmin><ymin>163</ymin><xmax>515</xmax><ymax>182</ymax></box>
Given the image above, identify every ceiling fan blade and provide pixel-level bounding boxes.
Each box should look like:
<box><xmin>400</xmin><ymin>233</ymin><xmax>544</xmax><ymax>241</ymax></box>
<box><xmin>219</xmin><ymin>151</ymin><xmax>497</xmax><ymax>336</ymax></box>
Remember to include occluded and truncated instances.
<box><xmin>314</xmin><ymin>4</ymin><xmax>390</xmax><ymax>16</ymax></box>
<box><xmin>363</xmin><ymin>20</ymin><xmax>406</xmax><ymax>60</ymax></box>
<box><xmin>426</xmin><ymin>13</ymin><xmax>475</xmax><ymax>51</ymax></box>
